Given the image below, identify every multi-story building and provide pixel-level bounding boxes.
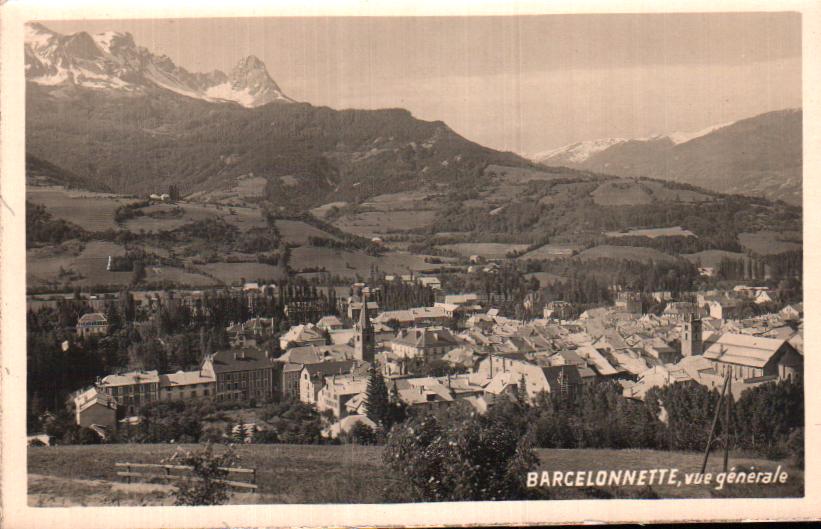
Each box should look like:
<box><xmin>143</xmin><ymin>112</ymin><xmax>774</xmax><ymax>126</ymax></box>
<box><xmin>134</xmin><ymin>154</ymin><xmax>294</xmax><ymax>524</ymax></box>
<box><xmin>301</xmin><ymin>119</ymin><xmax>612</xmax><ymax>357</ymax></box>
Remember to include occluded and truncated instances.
<box><xmin>388</xmin><ymin>327</ymin><xmax>459</xmax><ymax>362</ymax></box>
<box><xmin>98</xmin><ymin>370</ymin><xmax>160</xmax><ymax>416</ymax></box>
<box><xmin>316</xmin><ymin>372</ymin><xmax>369</xmax><ymax>418</ymax></box>
<box><xmin>159</xmin><ymin>370</ymin><xmax>216</xmax><ymax>401</ymax></box>
<box><xmin>299</xmin><ymin>360</ymin><xmax>359</xmax><ymax>405</ymax></box>
<box><xmin>201</xmin><ymin>347</ymin><xmax>277</xmax><ymax>402</ymax></box>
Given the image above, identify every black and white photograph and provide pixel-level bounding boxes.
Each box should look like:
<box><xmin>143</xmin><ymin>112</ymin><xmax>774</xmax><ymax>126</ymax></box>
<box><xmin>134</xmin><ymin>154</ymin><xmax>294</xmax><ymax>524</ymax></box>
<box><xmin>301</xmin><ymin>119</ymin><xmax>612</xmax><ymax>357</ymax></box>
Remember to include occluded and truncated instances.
<box><xmin>2</xmin><ymin>1</ymin><xmax>819</xmax><ymax>526</ymax></box>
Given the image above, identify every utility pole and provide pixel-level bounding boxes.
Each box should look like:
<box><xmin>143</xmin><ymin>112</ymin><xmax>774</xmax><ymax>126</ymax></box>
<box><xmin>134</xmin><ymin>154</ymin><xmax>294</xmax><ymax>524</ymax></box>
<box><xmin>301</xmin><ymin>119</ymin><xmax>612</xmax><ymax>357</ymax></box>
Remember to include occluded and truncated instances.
<box><xmin>723</xmin><ymin>375</ymin><xmax>732</xmax><ymax>472</ymax></box>
<box><xmin>701</xmin><ymin>373</ymin><xmax>730</xmax><ymax>474</ymax></box>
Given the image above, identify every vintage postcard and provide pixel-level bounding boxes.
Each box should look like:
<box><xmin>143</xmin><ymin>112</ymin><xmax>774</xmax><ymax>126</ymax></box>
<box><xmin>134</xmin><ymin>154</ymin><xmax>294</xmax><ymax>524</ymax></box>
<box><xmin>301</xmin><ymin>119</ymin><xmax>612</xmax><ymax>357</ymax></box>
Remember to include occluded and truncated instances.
<box><xmin>1</xmin><ymin>0</ymin><xmax>820</xmax><ymax>526</ymax></box>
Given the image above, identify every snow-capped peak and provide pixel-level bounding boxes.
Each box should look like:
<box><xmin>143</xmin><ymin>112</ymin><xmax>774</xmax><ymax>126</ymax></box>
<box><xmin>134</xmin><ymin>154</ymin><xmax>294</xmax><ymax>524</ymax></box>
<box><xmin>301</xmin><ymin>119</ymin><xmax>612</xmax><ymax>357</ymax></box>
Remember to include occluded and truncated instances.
<box><xmin>531</xmin><ymin>137</ymin><xmax>628</xmax><ymax>164</ymax></box>
<box><xmin>24</xmin><ymin>22</ymin><xmax>295</xmax><ymax>108</ymax></box>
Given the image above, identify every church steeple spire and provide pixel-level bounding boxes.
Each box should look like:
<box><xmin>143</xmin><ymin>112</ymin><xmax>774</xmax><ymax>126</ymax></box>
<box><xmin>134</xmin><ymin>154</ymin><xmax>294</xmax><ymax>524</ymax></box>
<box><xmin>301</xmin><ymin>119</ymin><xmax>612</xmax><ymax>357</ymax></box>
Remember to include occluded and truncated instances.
<box><xmin>355</xmin><ymin>292</ymin><xmax>375</xmax><ymax>363</ymax></box>
<box><xmin>359</xmin><ymin>292</ymin><xmax>373</xmax><ymax>329</ymax></box>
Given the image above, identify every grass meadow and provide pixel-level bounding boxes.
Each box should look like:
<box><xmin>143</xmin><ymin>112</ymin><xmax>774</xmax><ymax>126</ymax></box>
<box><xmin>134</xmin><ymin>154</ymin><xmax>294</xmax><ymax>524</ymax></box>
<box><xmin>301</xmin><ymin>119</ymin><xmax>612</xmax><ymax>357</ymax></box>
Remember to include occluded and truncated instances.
<box><xmin>28</xmin><ymin>444</ymin><xmax>802</xmax><ymax>506</ymax></box>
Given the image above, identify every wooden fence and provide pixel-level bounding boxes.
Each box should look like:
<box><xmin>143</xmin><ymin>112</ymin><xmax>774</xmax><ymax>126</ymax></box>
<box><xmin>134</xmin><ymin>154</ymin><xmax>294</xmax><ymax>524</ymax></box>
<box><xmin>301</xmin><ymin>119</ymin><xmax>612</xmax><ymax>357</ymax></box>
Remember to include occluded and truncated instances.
<box><xmin>114</xmin><ymin>462</ymin><xmax>257</xmax><ymax>491</ymax></box>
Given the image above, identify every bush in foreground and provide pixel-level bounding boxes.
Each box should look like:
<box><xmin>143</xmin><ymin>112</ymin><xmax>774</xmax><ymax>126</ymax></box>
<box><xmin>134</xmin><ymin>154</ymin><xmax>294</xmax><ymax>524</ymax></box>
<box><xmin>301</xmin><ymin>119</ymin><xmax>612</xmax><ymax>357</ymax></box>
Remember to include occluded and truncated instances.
<box><xmin>383</xmin><ymin>404</ymin><xmax>537</xmax><ymax>501</ymax></box>
<box><xmin>164</xmin><ymin>443</ymin><xmax>238</xmax><ymax>506</ymax></box>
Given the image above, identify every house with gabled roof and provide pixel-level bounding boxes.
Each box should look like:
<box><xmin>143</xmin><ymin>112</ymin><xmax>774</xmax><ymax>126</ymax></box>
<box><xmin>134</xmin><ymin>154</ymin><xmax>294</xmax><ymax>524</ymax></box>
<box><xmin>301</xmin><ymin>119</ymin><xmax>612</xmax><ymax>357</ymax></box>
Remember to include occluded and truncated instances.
<box><xmin>298</xmin><ymin>360</ymin><xmax>365</xmax><ymax>405</ymax></box>
<box><xmin>391</xmin><ymin>376</ymin><xmax>455</xmax><ymax>410</ymax></box>
<box><xmin>76</xmin><ymin>312</ymin><xmax>109</xmax><ymax>337</ymax></box>
<box><xmin>316</xmin><ymin>315</ymin><xmax>344</xmax><ymax>331</ymax></box>
<box><xmin>702</xmin><ymin>333</ymin><xmax>802</xmax><ymax>384</ymax></box>
<box><xmin>780</xmin><ymin>303</ymin><xmax>804</xmax><ymax>321</ymax></box>
<box><xmin>574</xmin><ymin>344</ymin><xmax>624</xmax><ymax>378</ymax></box>
<box><xmin>73</xmin><ymin>387</ymin><xmax>117</xmax><ymax>428</ymax></box>
<box><xmin>389</xmin><ymin>326</ymin><xmax>459</xmax><ymax>362</ymax></box>
<box><xmin>316</xmin><ymin>371</ymin><xmax>369</xmax><ymax>418</ymax></box>
<box><xmin>279</xmin><ymin>323</ymin><xmax>327</xmax><ymax>350</ymax></box>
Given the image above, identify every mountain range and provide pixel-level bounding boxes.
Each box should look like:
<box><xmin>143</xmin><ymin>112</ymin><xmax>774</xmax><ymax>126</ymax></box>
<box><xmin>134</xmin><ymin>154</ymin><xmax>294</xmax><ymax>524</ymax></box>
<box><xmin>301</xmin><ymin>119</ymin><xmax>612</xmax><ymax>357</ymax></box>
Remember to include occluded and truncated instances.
<box><xmin>24</xmin><ymin>22</ymin><xmax>801</xmax><ymax>213</ymax></box>
<box><xmin>25</xmin><ymin>23</ymin><xmax>535</xmax><ymax>210</ymax></box>
<box><xmin>529</xmin><ymin>109</ymin><xmax>802</xmax><ymax>206</ymax></box>
<box><xmin>25</xmin><ymin>22</ymin><xmax>293</xmax><ymax>108</ymax></box>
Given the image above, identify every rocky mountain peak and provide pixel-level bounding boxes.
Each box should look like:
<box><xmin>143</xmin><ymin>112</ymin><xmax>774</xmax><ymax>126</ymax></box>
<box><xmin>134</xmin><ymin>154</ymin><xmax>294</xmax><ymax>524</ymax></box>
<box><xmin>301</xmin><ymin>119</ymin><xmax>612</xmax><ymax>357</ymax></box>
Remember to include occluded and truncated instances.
<box><xmin>25</xmin><ymin>22</ymin><xmax>294</xmax><ymax>108</ymax></box>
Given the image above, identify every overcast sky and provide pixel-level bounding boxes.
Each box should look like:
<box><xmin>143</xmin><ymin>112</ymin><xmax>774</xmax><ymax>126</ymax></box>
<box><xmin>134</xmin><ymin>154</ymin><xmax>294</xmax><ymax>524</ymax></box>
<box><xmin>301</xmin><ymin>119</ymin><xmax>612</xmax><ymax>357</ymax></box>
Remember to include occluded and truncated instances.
<box><xmin>44</xmin><ymin>13</ymin><xmax>802</xmax><ymax>154</ymax></box>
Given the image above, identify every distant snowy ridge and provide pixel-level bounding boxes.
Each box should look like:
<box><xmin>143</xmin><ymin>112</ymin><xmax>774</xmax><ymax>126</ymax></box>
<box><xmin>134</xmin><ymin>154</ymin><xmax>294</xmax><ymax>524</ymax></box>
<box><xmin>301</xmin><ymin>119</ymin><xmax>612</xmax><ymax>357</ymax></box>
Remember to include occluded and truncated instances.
<box><xmin>529</xmin><ymin>120</ymin><xmax>739</xmax><ymax>164</ymax></box>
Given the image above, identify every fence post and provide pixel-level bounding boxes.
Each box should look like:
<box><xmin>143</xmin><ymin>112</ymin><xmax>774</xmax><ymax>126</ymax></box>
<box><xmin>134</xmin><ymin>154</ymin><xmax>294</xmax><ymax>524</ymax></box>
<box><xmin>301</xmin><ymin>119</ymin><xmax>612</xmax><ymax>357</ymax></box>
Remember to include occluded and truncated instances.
<box><xmin>252</xmin><ymin>468</ymin><xmax>256</xmax><ymax>485</ymax></box>
<box><xmin>126</xmin><ymin>464</ymin><xmax>131</xmax><ymax>484</ymax></box>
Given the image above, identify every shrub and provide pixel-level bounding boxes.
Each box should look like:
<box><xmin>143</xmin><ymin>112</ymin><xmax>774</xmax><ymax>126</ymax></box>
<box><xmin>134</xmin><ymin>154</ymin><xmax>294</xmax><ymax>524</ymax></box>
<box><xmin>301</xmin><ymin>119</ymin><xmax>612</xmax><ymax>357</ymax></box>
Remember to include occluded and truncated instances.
<box><xmin>787</xmin><ymin>427</ymin><xmax>804</xmax><ymax>468</ymax></box>
<box><xmin>383</xmin><ymin>405</ymin><xmax>538</xmax><ymax>501</ymax></box>
<box><xmin>348</xmin><ymin>422</ymin><xmax>377</xmax><ymax>445</ymax></box>
<box><xmin>164</xmin><ymin>443</ymin><xmax>238</xmax><ymax>506</ymax></box>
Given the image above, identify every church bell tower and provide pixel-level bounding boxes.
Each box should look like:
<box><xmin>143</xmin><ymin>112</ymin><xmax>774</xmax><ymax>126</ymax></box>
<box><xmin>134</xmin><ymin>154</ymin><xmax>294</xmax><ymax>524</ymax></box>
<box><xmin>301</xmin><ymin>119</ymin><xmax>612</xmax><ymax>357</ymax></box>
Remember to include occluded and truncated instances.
<box><xmin>354</xmin><ymin>293</ymin><xmax>375</xmax><ymax>363</ymax></box>
<box><xmin>682</xmin><ymin>312</ymin><xmax>703</xmax><ymax>357</ymax></box>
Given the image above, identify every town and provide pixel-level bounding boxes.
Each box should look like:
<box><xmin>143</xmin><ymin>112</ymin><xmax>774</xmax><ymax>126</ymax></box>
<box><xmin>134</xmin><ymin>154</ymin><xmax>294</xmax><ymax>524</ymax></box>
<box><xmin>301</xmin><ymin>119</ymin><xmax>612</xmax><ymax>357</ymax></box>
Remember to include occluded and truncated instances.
<box><xmin>26</xmin><ymin>269</ymin><xmax>802</xmax><ymax>444</ymax></box>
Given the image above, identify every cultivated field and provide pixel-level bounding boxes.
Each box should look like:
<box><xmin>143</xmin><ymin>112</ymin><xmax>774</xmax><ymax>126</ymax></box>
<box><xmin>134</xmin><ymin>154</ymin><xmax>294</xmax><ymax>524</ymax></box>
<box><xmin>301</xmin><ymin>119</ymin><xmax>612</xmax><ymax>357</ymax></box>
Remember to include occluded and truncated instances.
<box><xmin>683</xmin><ymin>250</ymin><xmax>747</xmax><ymax>268</ymax></box>
<box><xmin>124</xmin><ymin>202</ymin><xmax>268</xmax><ymax>233</ymax></box>
<box><xmin>28</xmin><ymin>186</ymin><xmax>141</xmax><ymax>231</ymax></box>
<box><xmin>605</xmin><ymin>226</ymin><xmax>696</xmax><ymax>238</ymax></box>
<box><xmin>485</xmin><ymin>164</ymin><xmax>568</xmax><ymax>184</ymax></box>
<box><xmin>27</xmin><ymin>240</ymin><xmax>221</xmax><ymax>289</ymax></box>
<box><xmin>28</xmin><ymin>444</ymin><xmax>802</xmax><ymax>506</ymax></box>
<box><xmin>200</xmin><ymin>262</ymin><xmax>285</xmax><ymax>284</ymax></box>
<box><xmin>524</xmin><ymin>272</ymin><xmax>567</xmax><ymax>286</ymax></box>
<box><xmin>275</xmin><ymin>219</ymin><xmax>340</xmax><ymax>245</ymax></box>
<box><xmin>334</xmin><ymin>210</ymin><xmax>438</xmax><ymax>238</ymax></box>
<box><xmin>738</xmin><ymin>231</ymin><xmax>802</xmax><ymax>256</ymax></box>
<box><xmin>591</xmin><ymin>181</ymin><xmax>655</xmax><ymax>206</ymax></box>
<box><xmin>436</xmin><ymin>243</ymin><xmax>530</xmax><ymax>259</ymax></box>
<box><xmin>186</xmin><ymin>175</ymin><xmax>269</xmax><ymax>205</ymax></box>
<box><xmin>289</xmin><ymin>246</ymin><xmax>438</xmax><ymax>278</ymax></box>
<box><xmin>590</xmin><ymin>180</ymin><xmax>713</xmax><ymax>206</ymax></box>
<box><xmin>309</xmin><ymin>201</ymin><xmax>349</xmax><ymax>219</ymax></box>
<box><xmin>518</xmin><ymin>244</ymin><xmax>581</xmax><ymax>260</ymax></box>
<box><xmin>576</xmin><ymin>245</ymin><xmax>679</xmax><ymax>264</ymax></box>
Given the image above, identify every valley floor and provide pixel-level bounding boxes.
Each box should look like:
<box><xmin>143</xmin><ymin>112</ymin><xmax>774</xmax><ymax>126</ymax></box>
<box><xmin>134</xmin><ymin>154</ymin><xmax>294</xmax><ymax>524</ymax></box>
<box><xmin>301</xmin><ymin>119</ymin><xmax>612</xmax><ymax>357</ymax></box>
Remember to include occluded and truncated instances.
<box><xmin>28</xmin><ymin>444</ymin><xmax>802</xmax><ymax>505</ymax></box>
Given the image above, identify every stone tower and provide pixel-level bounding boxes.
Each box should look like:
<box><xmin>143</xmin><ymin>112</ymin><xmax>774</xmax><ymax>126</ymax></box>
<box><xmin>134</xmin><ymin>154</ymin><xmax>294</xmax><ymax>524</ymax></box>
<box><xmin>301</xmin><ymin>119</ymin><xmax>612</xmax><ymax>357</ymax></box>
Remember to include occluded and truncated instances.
<box><xmin>681</xmin><ymin>313</ymin><xmax>703</xmax><ymax>357</ymax></box>
<box><xmin>354</xmin><ymin>293</ymin><xmax>375</xmax><ymax>363</ymax></box>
